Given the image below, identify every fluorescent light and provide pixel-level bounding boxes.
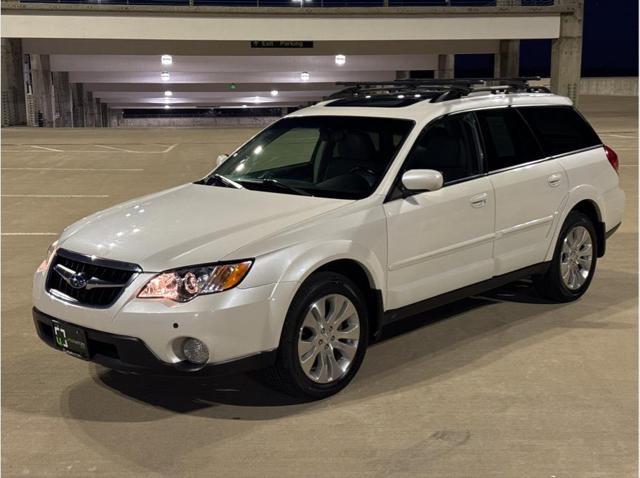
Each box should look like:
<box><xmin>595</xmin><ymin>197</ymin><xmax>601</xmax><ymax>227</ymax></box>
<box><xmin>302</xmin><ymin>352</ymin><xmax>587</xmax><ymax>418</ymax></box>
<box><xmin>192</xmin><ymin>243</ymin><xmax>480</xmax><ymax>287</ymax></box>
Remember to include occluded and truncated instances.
<box><xmin>270</xmin><ymin>89</ymin><xmax>279</xmax><ymax>97</ymax></box>
<box><xmin>164</xmin><ymin>90</ymin><xmax>173</xmax><ymax>97</ymax></box>
<box><xmin>414</xmin><ymin>94</ymin><xmax>422</xmax><ymax>98</ymax></box>
<box><xmin>397</xmin><ymin>94</ymin><xmax>405</xmax><ymax>99</ymax></box>
<box><xmin>242</xmin><ymin>104</ymin><xmax>248</xmax><ymax>108</ymax></box>
<box><xmin>160</xmin><ymin>71</ymin><xmax>170</xmax><ymax>81</ymax></box>
<box><xmin>300</xmin><ymin>71</ymin><xmax>310</xmax><ymax>81</ymax></box>
<box><xmin>164</xmin><ymin>105</ymin><xmax>170</xmax><ymax>109</ymax></box>
<box><xmin>161</xmin><ymin>54</ymin><xmax>173</xmax><ymax>66</ymax></box>
<box><xmin>335</xmin><ymin>54</ymin><xmax>346</xmax><ymax>66</ymax></box>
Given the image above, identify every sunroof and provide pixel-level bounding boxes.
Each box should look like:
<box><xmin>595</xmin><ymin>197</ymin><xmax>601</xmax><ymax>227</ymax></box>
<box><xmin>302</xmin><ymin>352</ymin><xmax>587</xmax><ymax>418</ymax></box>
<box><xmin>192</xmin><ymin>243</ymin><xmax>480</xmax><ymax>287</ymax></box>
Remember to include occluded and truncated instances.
<box><xmin>327</xmin><ymin>95</ymin><xmax>436</xmax><ymax>108</ymax></box>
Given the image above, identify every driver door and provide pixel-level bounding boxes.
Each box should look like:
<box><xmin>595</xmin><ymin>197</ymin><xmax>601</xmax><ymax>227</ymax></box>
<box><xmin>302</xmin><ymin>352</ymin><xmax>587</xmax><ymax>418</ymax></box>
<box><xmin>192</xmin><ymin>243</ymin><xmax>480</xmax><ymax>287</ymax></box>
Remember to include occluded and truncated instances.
<box><xmin>383</xmin><ymin>112</ymin><xmax>495</xmax><ymax>310</ymax></box>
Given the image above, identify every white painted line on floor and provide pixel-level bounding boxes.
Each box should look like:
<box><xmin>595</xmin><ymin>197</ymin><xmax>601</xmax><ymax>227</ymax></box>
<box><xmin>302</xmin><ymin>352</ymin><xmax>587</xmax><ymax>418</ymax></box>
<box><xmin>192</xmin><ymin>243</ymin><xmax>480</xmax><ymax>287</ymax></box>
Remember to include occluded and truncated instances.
<box><xmin>162</xmin><ymin>143</ymin><xmax>178</xmax><ymax>153</ymax></box>
<box><xmin>601</xmin><ymin>134</ymin><xmax>637</xmax><ymax>139</ymax></box>
<box><xmin>1</xmin><ymin>167</ymin><xmax>144</xmax><ymax>172</ymax></box>
<box><xmin>2</xmin><ymin>194</ymin><xmax>109</xmax><ymax>198</ymax></box>
<box><xmin>1</xmin><ymin>232</ymin><xmax>58</xmax><ymax>236</ymax></box>
<box><xmin>30</xmin><ymin>145</ymin><xmax>64</xmax><ymax>152</ymax></box>
<box><xmin>95</xmin><ymin>144</ymin><xmax>136</xmax><ymax>153</ymax></box>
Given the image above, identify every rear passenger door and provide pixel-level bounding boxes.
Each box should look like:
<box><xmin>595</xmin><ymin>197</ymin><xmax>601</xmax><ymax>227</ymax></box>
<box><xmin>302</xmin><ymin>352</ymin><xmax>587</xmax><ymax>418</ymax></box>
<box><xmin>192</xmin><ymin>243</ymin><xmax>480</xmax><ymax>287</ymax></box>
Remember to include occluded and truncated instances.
<box><xmin>384</xmin><ymin>112</ymin><xmax>495</xmax><ymax>310</ymax></box>
<box><xmin>476</xmin><ymin>107</ymin><xmax>568</xmax><ymax>276</ymax></box>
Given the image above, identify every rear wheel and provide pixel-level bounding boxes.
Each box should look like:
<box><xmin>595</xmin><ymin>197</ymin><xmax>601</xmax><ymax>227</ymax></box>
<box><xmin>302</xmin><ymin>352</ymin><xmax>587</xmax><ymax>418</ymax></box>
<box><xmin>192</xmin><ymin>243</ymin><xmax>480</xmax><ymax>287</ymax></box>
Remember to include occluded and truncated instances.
<box><xmin>535</xmin><ymin>211</ymin><xmax>597</xmax><ymax>302</ymax></box>
<box><xmin>265</xmin><ymin>271</ymin><xmax>368</xmax><ymax>399</ymax></box>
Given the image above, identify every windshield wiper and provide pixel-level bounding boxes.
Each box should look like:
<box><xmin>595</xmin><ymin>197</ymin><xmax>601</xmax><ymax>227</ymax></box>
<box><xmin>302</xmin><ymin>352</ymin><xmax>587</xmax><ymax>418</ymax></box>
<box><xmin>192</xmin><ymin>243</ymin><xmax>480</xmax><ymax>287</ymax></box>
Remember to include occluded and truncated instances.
<box><xmin>260</xmin><ymin>179</ymin><xmax>312</xmax><ymax>197</ymax></box>
<box><xmin>205</xmin><ymin>174</ymin><xmax>244</xmax><ymax>189</ymax></box>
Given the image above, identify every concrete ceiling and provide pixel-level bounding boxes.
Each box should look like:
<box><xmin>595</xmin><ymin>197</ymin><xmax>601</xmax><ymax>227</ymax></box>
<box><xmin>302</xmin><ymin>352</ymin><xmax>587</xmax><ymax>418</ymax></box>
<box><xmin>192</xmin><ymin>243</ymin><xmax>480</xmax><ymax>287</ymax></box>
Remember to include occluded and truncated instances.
<box><xmin>47</xmin><ymin>52</ymin><xmax>443</xmax><ymax>109</ymax></box>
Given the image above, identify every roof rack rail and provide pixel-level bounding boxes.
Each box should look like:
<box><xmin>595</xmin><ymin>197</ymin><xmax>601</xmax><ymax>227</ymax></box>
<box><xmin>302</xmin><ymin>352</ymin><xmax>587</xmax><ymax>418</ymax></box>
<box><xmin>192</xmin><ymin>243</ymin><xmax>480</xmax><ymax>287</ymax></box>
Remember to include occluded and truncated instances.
<box><xmin>328</xmin><ymin>77</ymin><xmax>549</xmax><ymax>103</ymax></box>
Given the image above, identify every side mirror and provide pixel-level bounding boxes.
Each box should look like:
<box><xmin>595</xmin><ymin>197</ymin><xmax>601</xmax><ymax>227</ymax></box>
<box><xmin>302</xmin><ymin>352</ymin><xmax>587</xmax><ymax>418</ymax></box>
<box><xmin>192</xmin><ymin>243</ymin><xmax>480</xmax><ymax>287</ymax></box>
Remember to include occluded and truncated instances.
<box><xmin>401</xmin><ymin>169</ymin><xmax>443</xmax><ymax>193</ymax></box>
<box><xmin>216</xmin><ymin>154</ymin><xmax>228</xmax><ymax>167</ymax></box>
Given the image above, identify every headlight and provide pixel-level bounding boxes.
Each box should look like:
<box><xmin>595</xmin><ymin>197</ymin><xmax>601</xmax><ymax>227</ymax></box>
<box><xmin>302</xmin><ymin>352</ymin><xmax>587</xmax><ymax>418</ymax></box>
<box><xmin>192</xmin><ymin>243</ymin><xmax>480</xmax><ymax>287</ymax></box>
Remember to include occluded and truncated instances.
<box><xmin>138</xmin><ymin>260</ymin><xmax>253</xmax><ymax>303</ymax></box>
<box><xmin>36</xmin><ymin>240</ymin><xmax>58</xmax><ymax>273</ymax></box>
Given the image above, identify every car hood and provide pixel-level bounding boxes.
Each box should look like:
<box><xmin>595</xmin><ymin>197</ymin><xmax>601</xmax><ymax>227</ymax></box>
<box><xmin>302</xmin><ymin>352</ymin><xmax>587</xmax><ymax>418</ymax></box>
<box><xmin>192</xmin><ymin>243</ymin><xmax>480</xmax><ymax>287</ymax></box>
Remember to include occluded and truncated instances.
<box><xmin>59</xmin><ymin>183</ymin><xmax>351</xmax><ymax>271</ymax></box>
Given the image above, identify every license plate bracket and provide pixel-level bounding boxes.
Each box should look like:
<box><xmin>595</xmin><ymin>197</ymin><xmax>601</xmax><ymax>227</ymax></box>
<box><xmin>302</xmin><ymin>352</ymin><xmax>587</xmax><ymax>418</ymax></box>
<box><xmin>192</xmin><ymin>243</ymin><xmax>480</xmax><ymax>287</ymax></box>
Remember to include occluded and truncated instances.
<box><xmin>51</xmin><ymin>320</ymin><xmax>90</xmax><ymax>360</ymax></box>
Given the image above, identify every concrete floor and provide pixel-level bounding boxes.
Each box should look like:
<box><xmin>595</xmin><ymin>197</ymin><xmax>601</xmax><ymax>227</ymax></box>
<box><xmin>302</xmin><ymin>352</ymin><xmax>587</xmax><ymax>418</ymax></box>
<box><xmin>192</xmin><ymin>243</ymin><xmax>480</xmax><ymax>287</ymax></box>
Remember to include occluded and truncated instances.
<box><xmin>1</xmin><ymin>96</ymin><xmax>637</xmax><ymax>477</ymax></box>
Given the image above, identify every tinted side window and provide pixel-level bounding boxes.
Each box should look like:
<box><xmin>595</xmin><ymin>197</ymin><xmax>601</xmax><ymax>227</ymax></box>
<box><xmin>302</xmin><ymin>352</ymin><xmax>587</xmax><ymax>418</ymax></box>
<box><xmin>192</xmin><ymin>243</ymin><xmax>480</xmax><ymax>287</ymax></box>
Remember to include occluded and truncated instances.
<box><xmin>403</xmin><ymin>113</ymin><xmax>481</xmax><ymax>184</ymax></box>
<box><xmin>518</xmin><ymin>106</ymin><xmax>601</xmax><ymax>156</ymax></box>
<box><xmin>476</xmin><ymin>108</ymin><xmax>543</xmax><ymax>171</ymax></box>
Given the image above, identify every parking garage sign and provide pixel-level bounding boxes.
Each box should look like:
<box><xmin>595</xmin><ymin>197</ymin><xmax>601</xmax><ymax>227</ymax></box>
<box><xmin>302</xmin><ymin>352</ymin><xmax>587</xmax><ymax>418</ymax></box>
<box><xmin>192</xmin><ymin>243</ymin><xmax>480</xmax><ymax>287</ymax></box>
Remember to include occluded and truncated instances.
<box><xmin>251</xmin><ymin>41</ymin><xmax>313</xmax><ymax>48</ymax></box>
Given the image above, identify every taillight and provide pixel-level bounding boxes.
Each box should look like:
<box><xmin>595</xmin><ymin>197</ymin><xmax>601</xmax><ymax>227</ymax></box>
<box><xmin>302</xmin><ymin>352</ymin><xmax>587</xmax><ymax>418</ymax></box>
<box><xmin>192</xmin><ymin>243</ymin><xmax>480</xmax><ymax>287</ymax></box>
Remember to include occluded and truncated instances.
<box><xmin>604</xmin><ymin>145</ymin><xmax>619</xmax><ymax>174</ymax></box>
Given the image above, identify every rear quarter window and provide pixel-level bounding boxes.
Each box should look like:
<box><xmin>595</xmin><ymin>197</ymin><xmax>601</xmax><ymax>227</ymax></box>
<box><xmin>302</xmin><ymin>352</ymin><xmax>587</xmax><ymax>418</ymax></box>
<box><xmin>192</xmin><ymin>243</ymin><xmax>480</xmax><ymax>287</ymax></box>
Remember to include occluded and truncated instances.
<box><xmin>517</xmin><ymin>106</ymin><xmax>601</xmax><ymax>157</ymax></box>
<box><xmin>475</xmin><ymin>108</ymin><xmax>543</xmax><ymax>171</ymax></box>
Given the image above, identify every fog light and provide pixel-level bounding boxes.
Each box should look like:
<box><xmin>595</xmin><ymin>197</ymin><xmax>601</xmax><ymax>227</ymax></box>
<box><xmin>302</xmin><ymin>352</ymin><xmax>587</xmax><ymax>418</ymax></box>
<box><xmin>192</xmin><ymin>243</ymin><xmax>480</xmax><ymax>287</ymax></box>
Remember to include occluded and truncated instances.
<box><xmin>182</xmin><ymin>338</ymin><xmax>209</xmax><ymax>364</ymax></box>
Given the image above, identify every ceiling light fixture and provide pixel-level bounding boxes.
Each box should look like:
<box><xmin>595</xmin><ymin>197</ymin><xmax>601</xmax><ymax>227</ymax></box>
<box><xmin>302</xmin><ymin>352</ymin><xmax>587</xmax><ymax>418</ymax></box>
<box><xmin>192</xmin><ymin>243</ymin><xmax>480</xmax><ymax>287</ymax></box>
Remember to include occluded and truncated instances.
<box><xmin>164</xmin><ymin>105</ymin><xmax>170</xmax><ymax>109</ymax></box>
<box><xmin>242</xmin><ymin>104</ymin><xmax>248</xmax><ymax>108</ymax></box>
<box><xmin>300</xmin><ymin>72</ymin><xmax>310</xmax><ymax>82</ymax></box>
<box><xmin>270</xmin><ymin>90</ymin><xmax>279</xmax><ymax>97</ymax></box>
<box><xmin>335</xmin><ymin>54</ymin><xmax>346</xmax><ymax>66</ymax></box>
<box><xmin>160</xmin><ymin>71</ymin><xmax>170</xmax><ymax>81</ymax></box>
<box><xmin>164</xmin><ymin>90</ymin><xmax>173</xmax><ymax>97</ymax></box>
<box><xmin>161</xmin><ymin>54</ymin><xmax>173</xmax><ymax>66</ymax></box>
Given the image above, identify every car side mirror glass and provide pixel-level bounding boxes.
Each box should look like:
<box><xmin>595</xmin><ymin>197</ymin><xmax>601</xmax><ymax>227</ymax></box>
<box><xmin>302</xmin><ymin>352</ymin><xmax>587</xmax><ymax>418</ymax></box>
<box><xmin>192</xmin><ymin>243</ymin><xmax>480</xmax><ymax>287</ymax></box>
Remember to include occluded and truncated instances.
<box><xmin>216</xmin><ymin>154</ymin><xmax>228</xmax><ymax>167</ymax></box>
<box><xmin>401</xmin><ymin>169</ymin><xmax>443</xmax><ymax>193</ymax></box>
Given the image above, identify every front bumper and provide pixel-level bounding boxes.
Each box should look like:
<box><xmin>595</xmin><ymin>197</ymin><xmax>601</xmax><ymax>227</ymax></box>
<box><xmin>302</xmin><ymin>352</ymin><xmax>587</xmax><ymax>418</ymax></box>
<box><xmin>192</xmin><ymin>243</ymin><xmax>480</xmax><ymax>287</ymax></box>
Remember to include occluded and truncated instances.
<box><xmin>33</xmin><ymin>307</ymin><xmax>276</xmax><ymax>376</ymax></box>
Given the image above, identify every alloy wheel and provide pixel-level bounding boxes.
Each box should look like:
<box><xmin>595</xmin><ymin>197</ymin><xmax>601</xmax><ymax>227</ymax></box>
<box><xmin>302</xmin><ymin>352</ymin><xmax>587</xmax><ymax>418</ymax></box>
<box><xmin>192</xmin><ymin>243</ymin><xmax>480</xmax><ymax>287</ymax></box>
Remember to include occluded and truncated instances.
<box><xmin>560</xmin><ymin>225</ymin><xmax>593</xmax><ymax>290</ymax></box>
<box><xmin>297</xmin><ymin>294</ymin><xmax>360</xmax><ymax>384</ymax></box>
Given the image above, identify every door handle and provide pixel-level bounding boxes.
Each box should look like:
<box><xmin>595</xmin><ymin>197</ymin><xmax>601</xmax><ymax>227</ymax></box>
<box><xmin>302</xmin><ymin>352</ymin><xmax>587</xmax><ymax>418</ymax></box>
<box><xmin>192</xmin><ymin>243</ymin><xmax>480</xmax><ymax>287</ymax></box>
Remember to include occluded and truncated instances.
<box><xmin>548</xmin><ymin>173</ymin><xmax>562</xmax><ymax>187</ymax></box>
<box><xmin>470</xmin><ymin>193</ymin><xmax>488</xmax><ymax>208</ymax></box>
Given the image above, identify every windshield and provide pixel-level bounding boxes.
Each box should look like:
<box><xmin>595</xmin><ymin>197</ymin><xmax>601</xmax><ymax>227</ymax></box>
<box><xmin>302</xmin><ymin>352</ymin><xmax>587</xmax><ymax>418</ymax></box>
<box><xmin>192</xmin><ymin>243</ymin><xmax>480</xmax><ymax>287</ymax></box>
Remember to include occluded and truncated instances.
<box><xmin>203</xmin><ymin>116</ymin><xmax>414</xmax><ymax>199</ymax></box>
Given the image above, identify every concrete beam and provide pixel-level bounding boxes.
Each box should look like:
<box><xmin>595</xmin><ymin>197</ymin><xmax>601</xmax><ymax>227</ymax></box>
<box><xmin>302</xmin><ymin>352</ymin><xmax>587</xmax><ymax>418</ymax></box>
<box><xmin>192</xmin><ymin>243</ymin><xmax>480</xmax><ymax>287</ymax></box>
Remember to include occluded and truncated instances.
<box><xmin>2</xmin><ymin>12</ymin><xmax>561</xmax><ymax>42</ymax></box>
<box><xmin>22</xmin><ymin>38</ymin><xmax>501</xmax><ymax>56</ymax></box>
<box><xmin>0</xmin><ymin>2</ymin><xmax>576</xmax><ymax>16</ymax></box>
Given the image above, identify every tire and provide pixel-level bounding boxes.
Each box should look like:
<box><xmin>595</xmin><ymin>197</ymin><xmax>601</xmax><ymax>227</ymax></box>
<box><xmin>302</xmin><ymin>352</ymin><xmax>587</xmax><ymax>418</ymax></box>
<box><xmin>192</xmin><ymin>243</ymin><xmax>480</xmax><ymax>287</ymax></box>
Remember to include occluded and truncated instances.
<box><xmin>535</xmin><ymin>211</ymin><xmax>598</xmax><ymax>302</ymax></box>
<box><xmin>264</xmin><ymin>271</ymin><xmax>369</xmax><ymax>399</ymax></box>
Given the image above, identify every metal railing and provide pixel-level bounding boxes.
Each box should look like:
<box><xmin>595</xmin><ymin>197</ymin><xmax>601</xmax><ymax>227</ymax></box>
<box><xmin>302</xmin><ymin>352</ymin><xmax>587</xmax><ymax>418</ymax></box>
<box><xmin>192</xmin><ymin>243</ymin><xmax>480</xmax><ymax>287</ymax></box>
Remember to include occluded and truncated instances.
<box><xmin>15</xmin><ymin>0</ymin><xmax>556</xmax><ymax>7</ymax></box>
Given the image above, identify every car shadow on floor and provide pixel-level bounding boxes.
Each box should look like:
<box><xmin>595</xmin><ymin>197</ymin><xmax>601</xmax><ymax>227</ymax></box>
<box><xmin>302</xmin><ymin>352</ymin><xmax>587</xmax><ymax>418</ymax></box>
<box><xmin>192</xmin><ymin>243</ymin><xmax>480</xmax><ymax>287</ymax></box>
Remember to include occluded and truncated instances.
<box><xmin>84</xmin><ymin>277</ymin><xmax>590</xmax><ymax>416</ymax></box>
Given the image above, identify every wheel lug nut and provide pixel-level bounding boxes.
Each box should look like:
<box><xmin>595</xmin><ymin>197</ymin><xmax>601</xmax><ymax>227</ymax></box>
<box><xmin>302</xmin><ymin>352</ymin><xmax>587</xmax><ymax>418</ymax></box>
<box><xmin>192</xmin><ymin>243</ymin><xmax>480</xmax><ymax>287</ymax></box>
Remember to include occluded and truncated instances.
<box><xmin>331</xmin><ymin>336</ymin><xmax>336</xmax><ymax>341</ymax></box>
<box><xmin>325</xmin><ymin>344</ymin><xmax>329</xmax><ymax>350</ymax></box>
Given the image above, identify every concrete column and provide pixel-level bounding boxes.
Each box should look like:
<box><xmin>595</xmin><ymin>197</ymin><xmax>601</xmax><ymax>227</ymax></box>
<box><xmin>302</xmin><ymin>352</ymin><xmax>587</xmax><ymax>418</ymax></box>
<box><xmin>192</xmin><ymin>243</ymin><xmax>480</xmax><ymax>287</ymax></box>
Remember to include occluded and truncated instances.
<box><xmin>1</xmin><ymin>39</ymin><xmax>26</xmax><ymax>126</ymax></box>
<box><xmin>28</xmin><ymin>54</ymin><xmax>54</xmax><ymax>127</ymax></box>
<box><xmin>551</xmin><ymin>0</ymin><xmax>584</xmax><ymax>105</ymax></box>
<box><xmin>71</xmin><ymin>83</ymin><xmax>85</xmax><ymax>127</ymax></box>
<box><xmin>51</xmin><ymin>71</ymin><xmax>73</xmax><ymax>127</ymax></box>
<box><xmin>435</xmin><ymin>54</ymin><xmax>454</xmax><ymax>80</ymax></box>
<box><xmin>100</xmin><ymin>102</ymin><xmax>108</xmax><ymax>127</ymax></box>
<box><xmin>85</xmin><ymin>90</ymin><xmax>96</xmax><ymax>127</ymax></box>
<box><xmin>95</xmin><ymin>98</ymin><xmax>102</xmax><ymax>127</ymax></box>
<box><xmin>109</xmin><ymin>108</ymin><xmax>123</xmax><ymax>127</ymax></box>
<box><xmin>494</xmin><ymin>40</ymin><xmax>520</xmax><ymax>78</ymax></box>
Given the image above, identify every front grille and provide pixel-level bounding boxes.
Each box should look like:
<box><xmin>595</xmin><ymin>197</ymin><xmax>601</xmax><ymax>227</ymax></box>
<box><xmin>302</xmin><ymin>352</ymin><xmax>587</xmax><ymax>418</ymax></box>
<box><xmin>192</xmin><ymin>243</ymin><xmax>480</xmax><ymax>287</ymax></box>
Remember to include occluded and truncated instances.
<box><xmin>45</xmin><ymin>249</ymin><xmax>141</xmax><ymax>307</ymax></box>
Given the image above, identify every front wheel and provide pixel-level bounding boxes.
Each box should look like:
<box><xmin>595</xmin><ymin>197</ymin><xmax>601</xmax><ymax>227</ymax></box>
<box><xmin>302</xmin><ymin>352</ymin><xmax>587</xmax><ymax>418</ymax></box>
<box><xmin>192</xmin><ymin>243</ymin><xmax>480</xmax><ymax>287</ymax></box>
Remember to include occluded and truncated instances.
<box><xmin>535</xmin><ymin>211</ymin><xmax>597</xmax><ymax>302</ymax></box>
<box><xmin>264</xmin><ymin>271</ymin><xmax>368</xmax><ymax>399</ymax></box>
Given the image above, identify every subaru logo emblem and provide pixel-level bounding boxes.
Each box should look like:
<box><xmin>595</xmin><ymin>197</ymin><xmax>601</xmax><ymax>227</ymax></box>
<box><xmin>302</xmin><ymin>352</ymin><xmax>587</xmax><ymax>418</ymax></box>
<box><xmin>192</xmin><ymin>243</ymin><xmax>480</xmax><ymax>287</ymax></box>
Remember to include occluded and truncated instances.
<box><xmin>69</xmin><ymin>273</ymin><xmax>88</xmax><ymax>289</ymax></box>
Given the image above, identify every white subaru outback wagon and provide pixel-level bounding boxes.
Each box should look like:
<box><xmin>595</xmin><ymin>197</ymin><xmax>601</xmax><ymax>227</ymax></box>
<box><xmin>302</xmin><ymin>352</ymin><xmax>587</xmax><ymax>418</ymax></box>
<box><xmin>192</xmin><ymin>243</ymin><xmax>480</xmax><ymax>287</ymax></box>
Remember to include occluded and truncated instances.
<box><xmin>33</xmin><ymin>80</ymin><xmax>625</xmax><ymax>399</ymax></box>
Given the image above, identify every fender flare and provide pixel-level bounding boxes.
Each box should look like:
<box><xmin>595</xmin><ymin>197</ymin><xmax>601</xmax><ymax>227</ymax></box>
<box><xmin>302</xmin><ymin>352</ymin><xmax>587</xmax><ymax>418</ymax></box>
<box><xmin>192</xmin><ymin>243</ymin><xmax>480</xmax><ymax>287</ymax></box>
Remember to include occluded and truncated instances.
<box><xmin>544</xmin><ymin>185</ymin><xmax>604</xmax><ymax>261</ymax></box>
